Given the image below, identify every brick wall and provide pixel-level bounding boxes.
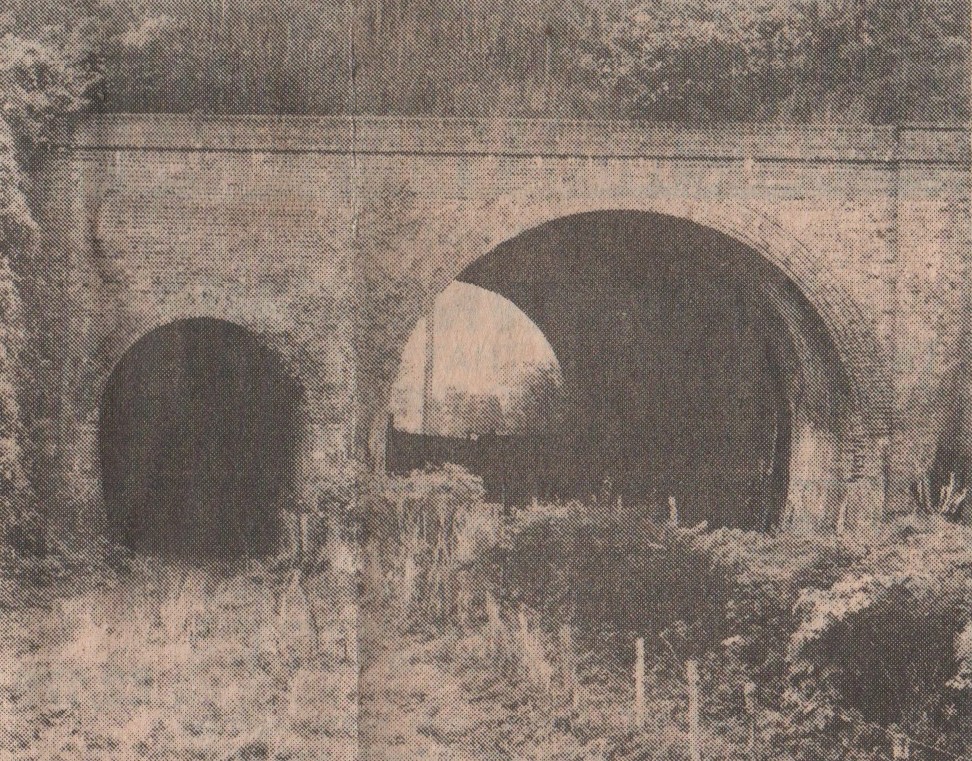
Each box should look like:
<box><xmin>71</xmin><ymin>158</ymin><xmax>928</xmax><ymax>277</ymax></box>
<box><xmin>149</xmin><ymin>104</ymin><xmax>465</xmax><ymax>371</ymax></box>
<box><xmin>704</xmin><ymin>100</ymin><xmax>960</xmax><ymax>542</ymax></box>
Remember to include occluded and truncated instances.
<box><xmin>32</xmin><ymin>116</ymin><xmax>971</xmax><ymax>540</ymax></box>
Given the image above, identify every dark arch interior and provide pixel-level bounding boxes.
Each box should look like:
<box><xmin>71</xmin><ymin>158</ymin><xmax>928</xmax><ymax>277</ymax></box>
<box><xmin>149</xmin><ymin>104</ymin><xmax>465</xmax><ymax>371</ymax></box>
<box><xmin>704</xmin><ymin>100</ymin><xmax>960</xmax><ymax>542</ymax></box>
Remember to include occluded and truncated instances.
<box><xmin>99</xmin><ymin>318</ymin><xmax>304</xmax><ymax>558</ymax></box>
<box><xmin>388</xmin><ymin>211</ymin><xmax>851</xmax><ymax>531</ymax></box>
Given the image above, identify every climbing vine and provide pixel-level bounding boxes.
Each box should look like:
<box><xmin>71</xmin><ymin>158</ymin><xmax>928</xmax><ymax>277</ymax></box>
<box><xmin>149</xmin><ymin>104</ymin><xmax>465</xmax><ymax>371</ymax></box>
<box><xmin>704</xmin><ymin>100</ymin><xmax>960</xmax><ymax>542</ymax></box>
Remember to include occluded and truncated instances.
<box><xmin>0</xmin><ymin>25</ymin><xmax>97</xmax><ymax>550</ymax></box>
<box><xmin>0</xmin><ymin>119</ymin><xmax>35</xmax><ymax>548</ymax></box>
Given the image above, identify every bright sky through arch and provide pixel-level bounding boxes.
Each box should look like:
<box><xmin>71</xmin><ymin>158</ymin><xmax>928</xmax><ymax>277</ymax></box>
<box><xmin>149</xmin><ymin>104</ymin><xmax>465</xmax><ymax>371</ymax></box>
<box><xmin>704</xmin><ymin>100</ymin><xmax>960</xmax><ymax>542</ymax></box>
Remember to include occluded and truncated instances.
<box><xmin>390</xmin><ymin>282</ymin><xmax>563</xmax><ymax>435</ymax></box>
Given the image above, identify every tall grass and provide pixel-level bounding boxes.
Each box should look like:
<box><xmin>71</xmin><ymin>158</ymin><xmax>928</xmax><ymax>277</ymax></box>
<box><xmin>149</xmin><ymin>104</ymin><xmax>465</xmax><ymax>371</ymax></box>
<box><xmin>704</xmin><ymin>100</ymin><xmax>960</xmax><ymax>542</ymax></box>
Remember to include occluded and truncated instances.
<box><xmin>360</xmin><ymin>463</ymin><xmax>502</xmax><ymax>626</ymax></box>
<box><xmin>0</xmin><ymin>555</ymin><xmax>359</xmax><ymax>759</ymax></box>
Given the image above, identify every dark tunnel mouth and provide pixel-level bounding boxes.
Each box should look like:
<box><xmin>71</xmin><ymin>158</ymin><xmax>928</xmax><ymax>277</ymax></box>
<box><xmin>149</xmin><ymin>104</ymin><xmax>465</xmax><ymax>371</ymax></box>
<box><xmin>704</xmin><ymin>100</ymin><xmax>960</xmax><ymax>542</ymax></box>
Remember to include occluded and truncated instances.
<box><xmin>385</xmin><ymin>210</ymin><xmax>854</xmax><ymax>531</ymax></box>
<box><xmin>98</xmin><ymin>318</ymin><xmax>305</xmax><ymax>560</ymax></box>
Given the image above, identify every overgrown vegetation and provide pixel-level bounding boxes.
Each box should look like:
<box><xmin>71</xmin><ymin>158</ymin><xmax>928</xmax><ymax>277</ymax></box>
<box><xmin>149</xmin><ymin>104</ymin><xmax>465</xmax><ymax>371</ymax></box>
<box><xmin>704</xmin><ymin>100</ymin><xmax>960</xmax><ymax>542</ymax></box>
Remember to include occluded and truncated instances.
<box><xmin>360</xmin><ymin>463</ymin><xmax>500</xmax><ymax>627</ymax></box>
<box><xmin>0</xmin><ymin>27</ymin><xmax>97</xmax><ymax>548</ymax></box>
<box><xmin>0</xmin><ymin>555</ymin><xmax>358</xmax><ymax>759</ymax></box>
<box><xmin>364</xmin><ymin>467</ymin><xmax>972</xmax><ymax>760</ymax></box>
<box><xmin>4</xmin><ymin>0</ymin><xmax>969</xmax><ymax>122</ymax></box>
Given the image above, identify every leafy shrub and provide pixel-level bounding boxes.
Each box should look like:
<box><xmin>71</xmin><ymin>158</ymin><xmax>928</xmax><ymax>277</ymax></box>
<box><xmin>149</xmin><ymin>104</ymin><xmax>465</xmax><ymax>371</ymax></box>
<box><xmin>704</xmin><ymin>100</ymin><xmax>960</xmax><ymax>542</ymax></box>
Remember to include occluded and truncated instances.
<box><xmin>487</xmin><ymin>505</ymin><xmax>972</xmax><ymax>758</ymax></box>
<box><xmin>0</xmin><ymin>29</ymin><xmax>95</xmax><ymax>158</ymax></box>
<box><xmin>784</xmin><ymin>519</ymin><xmax>972</xmax><ymax>759</ymax></box>
<box><xmin>0</xmin><ymin>27</ymin><xmax>95</xmax><ymax>549</ymax></box>
<box><xmin>493</xmin><ymin>503</ymin><xmax>847</xmax><ymax>668</ymax></box>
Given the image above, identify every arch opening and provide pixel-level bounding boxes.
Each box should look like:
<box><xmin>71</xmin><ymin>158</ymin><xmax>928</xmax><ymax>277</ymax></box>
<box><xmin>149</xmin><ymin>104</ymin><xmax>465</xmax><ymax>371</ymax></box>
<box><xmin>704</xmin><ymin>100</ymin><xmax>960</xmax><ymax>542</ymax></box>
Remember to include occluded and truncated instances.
<box><xmin>383</xmin><ymin>211</ymin><xmax>856</xmax><ymax>530</ymax></box>
<box><xmin>386</xmin><ymin>282</ymin><xmax>567</xmax><ymax>506</ymax></box>
<box><xmin>99</xmin><ymin>318</ymin><xmax>305</xmax><ymax>559</ymax></box>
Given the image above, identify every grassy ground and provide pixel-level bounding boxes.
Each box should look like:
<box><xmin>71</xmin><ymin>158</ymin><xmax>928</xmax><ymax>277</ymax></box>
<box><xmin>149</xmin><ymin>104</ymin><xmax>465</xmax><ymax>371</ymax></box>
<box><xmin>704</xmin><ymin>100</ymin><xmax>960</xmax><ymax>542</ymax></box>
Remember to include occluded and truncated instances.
<box><xmin>0</xmin><ymin>552</ymin><xmax>516</xmax><ymax>761</ymax></box>
<box><xmin>359</xmin><ymin>627</ymin><xmax>505</xmax><ymax>761</ymax></box>
<box><xmin>358</xmin><ymin>618</ymin><xmax>709</xmax><ymax>761</ymax></box>
<box><xmin>0</xmin><ymin>555</ymin><xmax>359</xmax><ymax>761</ymax></box>
<box><xmin>5</xmin><ymin>497</ymin><xmax>969</xmax><ymax>760</ymax></box>
<box><xmin>363</xmin><ymin>617</ymin><xmax>749</xmax><ymax>761</ymax></box>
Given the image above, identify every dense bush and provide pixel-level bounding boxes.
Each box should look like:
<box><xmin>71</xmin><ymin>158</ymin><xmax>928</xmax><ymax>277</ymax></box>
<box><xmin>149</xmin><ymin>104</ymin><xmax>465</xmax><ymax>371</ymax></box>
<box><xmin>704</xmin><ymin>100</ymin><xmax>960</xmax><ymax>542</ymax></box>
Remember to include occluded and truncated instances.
<box><xmin>0</xmin><ymin>24</ymin><xmax>98</xmax><ymax>158</ymax></box>
<box><xmin>487</xmin><ymin>505</ymin><xmax>972</xmax><ymax>758</ymax></box>
<box><xmin>784</xmin><ymin>520</ymin><xmax>972</xmax><ymax>759</ymax></box>
<box><xmin>493</xmin><ymin>502</ymin><xmax>842</xmax><ymax>664</ymax></box>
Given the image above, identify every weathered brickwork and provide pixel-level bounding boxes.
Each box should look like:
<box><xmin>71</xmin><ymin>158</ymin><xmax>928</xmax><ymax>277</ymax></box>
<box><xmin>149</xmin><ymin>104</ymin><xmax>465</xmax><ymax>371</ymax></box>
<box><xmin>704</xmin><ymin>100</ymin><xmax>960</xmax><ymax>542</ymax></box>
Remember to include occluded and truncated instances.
<box><xmin>31</xmin><ymin>116</ymin><xmax>972</xmax><ymax>539</ymax></box>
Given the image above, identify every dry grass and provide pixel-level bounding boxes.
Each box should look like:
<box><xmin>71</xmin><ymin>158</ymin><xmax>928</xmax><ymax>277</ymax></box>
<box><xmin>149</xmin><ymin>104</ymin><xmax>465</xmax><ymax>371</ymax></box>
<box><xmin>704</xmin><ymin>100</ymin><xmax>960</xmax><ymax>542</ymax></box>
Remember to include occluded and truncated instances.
<box><xmin>0</xmin><ymin>555</ymin><xmax>359</xmax><ymax>761</ymax></box>
<box><xmin>362</xmin><ymin>466</ymin><xmax>502</xmax><ymax>628</ymax></box>
<box><xmin>11</xmin><ymin>476</ymin><xmax>971</xmax><ymax>761</ymax></box>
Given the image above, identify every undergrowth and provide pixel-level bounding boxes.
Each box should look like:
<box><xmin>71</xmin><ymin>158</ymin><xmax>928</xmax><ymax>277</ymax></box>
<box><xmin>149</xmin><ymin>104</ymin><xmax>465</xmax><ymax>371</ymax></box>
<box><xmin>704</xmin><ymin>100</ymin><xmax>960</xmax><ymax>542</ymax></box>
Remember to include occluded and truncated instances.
<box><xmin>364</xmin><ymin>467</ymin><xmax>972</xmax><ymax>760</ymax></box>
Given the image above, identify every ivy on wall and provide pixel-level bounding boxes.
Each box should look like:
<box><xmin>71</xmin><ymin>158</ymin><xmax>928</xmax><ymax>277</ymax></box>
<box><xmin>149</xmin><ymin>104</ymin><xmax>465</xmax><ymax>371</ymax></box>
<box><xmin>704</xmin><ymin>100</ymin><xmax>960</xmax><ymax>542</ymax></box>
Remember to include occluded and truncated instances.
<box><xmin>0</xmin><ymin>26</ymin><xmax>96</xmax><ymax>550</ymax></box>
<box><xmin>0</xmin><ymin>119</ymin><xmax>36</xmax><ymax>549</ymax></box>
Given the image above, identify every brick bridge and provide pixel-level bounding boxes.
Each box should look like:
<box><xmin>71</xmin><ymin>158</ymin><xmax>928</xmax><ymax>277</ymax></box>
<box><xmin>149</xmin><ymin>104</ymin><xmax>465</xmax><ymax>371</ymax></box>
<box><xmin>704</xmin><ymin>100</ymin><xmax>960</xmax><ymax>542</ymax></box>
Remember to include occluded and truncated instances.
<box><xmin>27</xmin><ymin>115</ymin><xmax>971</xmax><ymax>551</ymax></box>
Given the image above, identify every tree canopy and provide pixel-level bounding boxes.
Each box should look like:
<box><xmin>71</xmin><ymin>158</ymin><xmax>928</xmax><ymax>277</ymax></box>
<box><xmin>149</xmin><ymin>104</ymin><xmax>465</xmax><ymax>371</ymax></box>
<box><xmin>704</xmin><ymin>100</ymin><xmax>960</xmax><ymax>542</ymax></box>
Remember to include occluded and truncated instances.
<box><xmin>3</xmin><ymin>0</ymin><xmax>970</xmax><ymax>121</ymax></box>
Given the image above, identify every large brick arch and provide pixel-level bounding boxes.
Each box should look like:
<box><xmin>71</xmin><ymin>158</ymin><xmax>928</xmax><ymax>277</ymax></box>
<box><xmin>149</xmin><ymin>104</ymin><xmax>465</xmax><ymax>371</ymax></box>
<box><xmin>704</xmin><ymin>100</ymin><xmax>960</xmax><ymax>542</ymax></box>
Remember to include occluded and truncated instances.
<box><xmin>364</xmin><ymin>184</ymin><xmax>894</xmax><ymax>528</ymax></box>
<box><xmin>469</xmin><ymin>191</ymin><xmax>888</xmax><ymax>434</ymax></box>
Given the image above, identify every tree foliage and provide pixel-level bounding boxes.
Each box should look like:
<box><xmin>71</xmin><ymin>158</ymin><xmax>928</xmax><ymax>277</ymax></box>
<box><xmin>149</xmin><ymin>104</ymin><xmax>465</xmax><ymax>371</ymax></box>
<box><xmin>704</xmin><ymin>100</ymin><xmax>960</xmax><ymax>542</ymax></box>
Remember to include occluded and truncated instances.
<box><xmin>0</xmin><ymin>19</ymin><xmax>99</xmax><ymax>158</ymax></box>
<box><xmin>4</xmin><ymin>0</ymin><xmax>968</xmax><ymax>122</ymax></box>
<box><xmin>586</xmin><ymin>0</ymin><xmax>971</xmax><ymax>122</ymax></box>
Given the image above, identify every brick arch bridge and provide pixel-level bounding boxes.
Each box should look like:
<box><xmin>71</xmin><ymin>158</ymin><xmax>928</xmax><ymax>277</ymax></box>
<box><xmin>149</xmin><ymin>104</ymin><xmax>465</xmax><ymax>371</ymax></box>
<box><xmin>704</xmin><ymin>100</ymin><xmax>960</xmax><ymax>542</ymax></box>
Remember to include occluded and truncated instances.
<box><xmin>28</xmin><ymin>115</ymin><xmax>970</xmax><ymax>546</ymax></box>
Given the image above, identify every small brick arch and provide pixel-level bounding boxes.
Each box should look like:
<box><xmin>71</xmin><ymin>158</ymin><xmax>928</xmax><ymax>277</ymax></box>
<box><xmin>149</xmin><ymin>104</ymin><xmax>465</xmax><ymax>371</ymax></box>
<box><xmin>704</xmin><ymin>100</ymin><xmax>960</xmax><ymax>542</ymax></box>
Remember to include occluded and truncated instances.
<box><xmin>95</xmin><ymin>316</ymin><xmax>306</xmax><ymax>556</ymax></box>
<box><xmin>83</xmin><ymin>289</ymin><xmax>301</xmax><ymax>426</ymax></box>
<box><xmin>61</xmin><ymin>300</ymin><xmax>317</xmax><ymax>547</ymax></box>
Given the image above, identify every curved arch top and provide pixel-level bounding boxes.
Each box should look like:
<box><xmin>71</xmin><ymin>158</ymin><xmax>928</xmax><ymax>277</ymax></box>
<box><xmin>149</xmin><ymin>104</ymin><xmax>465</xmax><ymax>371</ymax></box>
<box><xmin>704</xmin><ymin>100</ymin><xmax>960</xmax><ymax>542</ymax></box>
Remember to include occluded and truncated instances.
<box><xmin>418</xmin><ymin>183</ymin><xmax>894</xmax><ymax>440</ymax></box>
<box><xmin>80</xmin><ymin>287</ymin><xmax>298</xmax><ymax>426</ymax></box>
